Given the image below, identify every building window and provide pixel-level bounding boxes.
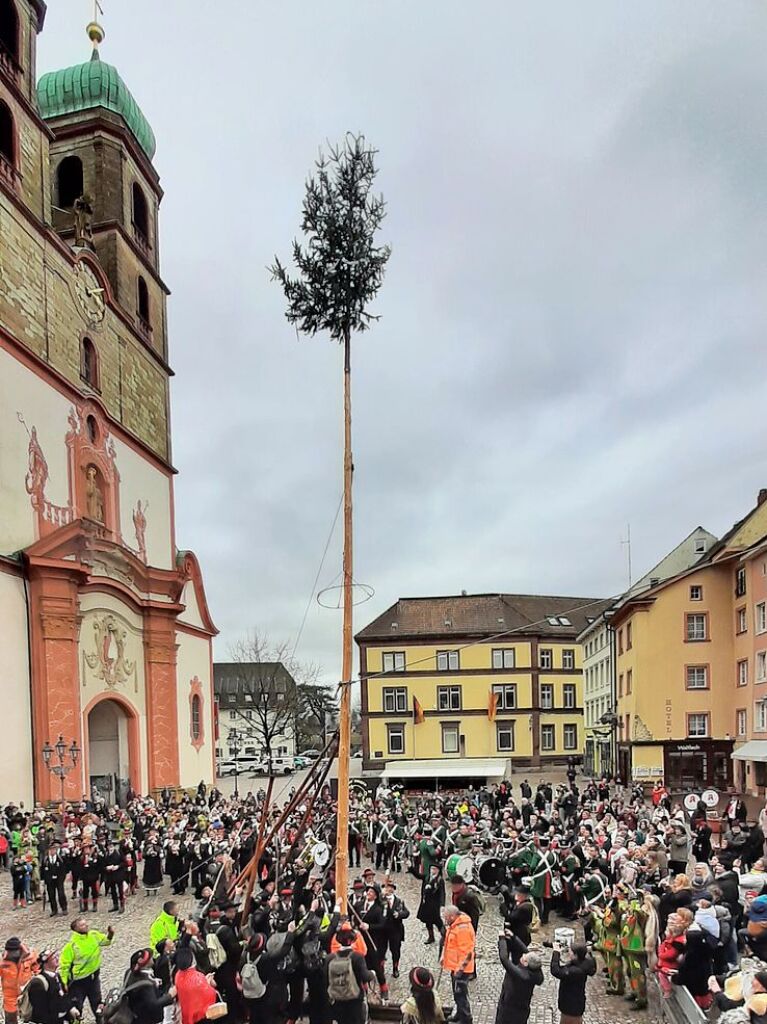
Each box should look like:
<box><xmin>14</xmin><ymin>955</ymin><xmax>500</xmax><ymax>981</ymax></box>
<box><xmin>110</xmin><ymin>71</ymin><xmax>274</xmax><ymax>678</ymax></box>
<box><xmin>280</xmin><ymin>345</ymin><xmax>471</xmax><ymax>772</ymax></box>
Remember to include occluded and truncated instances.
<box><xmin>382</xmin><ymin>687</ymin><xmax>408</xmax><ymax>713</ymax></box>
<box><xmin>737</xmin><ymin>709</ymin><xmax>747</xmax><ymax>736</ymax></box>
<box><xmin>690</xmin><ymin>585</ymin><xmax>703</xmax><ymax>601</ymax></box>
<box><xmin>686</xmin><ymin>613</ymin><xmax>707</xmax><ymax>642</ymax></box>
<box><xmin>243</xmin><ymin>709</ymin><xmax>253</xmax><ymax>721</ymax></box>
<box><xmin>687</xmin><ymin>713</ymin><xmax>709</xmax><ymax>738</ymax></box>
<box><xmin>132</xmin><ymin>181</ymin><xmax>150</xmax><ymax>248</ymax></box>
<box><xmin>757</xmin><ymin>602</ymin><xmax>767</xmax><ymax>635</ymax></box>
<box><xmin>563</xmin><ymin>724</ymin><xmax>577</xmax><ymax>750</ymax></box>
<box><xmin>694</xmin><ymin>537</ymin><xmax>707</xmax><ymax>554</ymax></box>
<box><xmin>441</xmin><ymin>723</ymin><xmax>460</xmax><ymax>754</ymax></box>
<box><xmin>563</xmin><ymin>683</ymin><xmax>576</xmax><ymax>709</ymax></box>
<box><xmin>626</xmin><ymin>669</ymin><xmax>633</xmax><ymax>695</ymax></box>
<box><xmin>387</xmin><ymin>724</ymin><xmax>405</xmax><ymax>754</ymax></box>
<box><xmin>738</xmin><ymin>660</ymin><xmax>749</xmax><ymax>687</ymax></box>
<box><xmin>229</xmin><ymin>710</ymin><xmax>236</xmax><ymax>721</ymax></box>
<box><xmin>756</xmin><ymin>702</ymin><xmax>767</xmax><ymax>734</ymax></box>
<box><xmin>618</xmin><ymin>629</ymin><xmax>624</xmax><ymax>655</ymax></box>
<box><xmin>540</xmin><ymin>683</ymin><xmax>553</xmax><ymax>709</ymax></box>
<box><xmin>496</xmin><ymin>721</ymin><xmax>515</xmax><ymax>752</ymax></box>
<box><xmin>137</xmin><ymin>275</ymin><xmax>151</xmax><ymax>332</ymax></box>
<box><xmin>191</xmin><ymin>694</ymin><xmax>201</xmax><ymax>740</ymax></box>
<box><xmin>436</xmin><ymin>650</ymin><xmax>459</xmax><ymax>671</ymax></box>
<box><xmin>618</xmin><ymin>673</ymin><xmax>623</xmax><ymax>697</ymax></box>
<box><xmin>56</xmin><ymin>155</ymin><xmax>84</xmax><ymax>209</ymax></box>
<box><xmin>493</xmin><ymin>684</ymin><xmax>517</xmax><ymax>711</ymax></box>
<box><xmin>0</xmin><ymin>0</ymin><xmax>19</xmax><ymax>65</ymax></box>
<box><xmin>80</xmin><ymin>336</ymin><xmax>99</xmax><ymax>389</ymax></box>
<box><xmin>737</xmin><ymin>607</ymin><xmax>748</xmax><ymax>634</ymax></box>
<box><xmin>0</xmin><ymin>100</ymin><xmax>16</xmax><ymax>180</ymax></box>
<box><xmin>437</xmin><ymin>685</ymin><xmax>462</xmax><ymax>711</ymax></box>
<box><xmin>539</xmin><ymin>649</ymin><xmax>552</xmax><ymax>670</ymax></box>
<box><xmin>736</xmin><ymin>566</ymin><xmax>747</xmax><ymax>598</ymax></box>
<box><xmin>626</xmin><ymin>623</ymin><xmax>632</xmax><ymax>650</ymax></box>
<box><xmin>492</xmin><ymin>648</ymin><xmax>515</xmax><ymax>669</ymax></box>
<box><xmin>382</xmin><ymin>651</ymin><xmax>406</xmax><ymax>672</ymax></box>
<box><xmin>541</xmin><ymin>724</ymin><xmax>555</xmax><ymax>751</ymax></box>
<box><xmin>757</xmin><ymin>651</ymin><xmax>767</xmax><ymax>683</ymax></box>
<box><xmin>686</xmin><ymin>665</ymin><xmax>708</xmax><ymax>690</ymax></box>
<box><xmin>562</xmin><ymin>648</ymin><xmax>575</xmax><ymax>670</ymax></box>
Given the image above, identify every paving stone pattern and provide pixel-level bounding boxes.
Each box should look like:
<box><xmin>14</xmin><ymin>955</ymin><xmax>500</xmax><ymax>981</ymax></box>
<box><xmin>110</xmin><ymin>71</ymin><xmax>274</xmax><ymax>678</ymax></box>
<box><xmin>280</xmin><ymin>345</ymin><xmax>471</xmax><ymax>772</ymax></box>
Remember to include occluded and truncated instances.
<box><xmin>0</xmin><ymin>868</ymin><xmax>662</xmax><ymax>1024</ymax></box>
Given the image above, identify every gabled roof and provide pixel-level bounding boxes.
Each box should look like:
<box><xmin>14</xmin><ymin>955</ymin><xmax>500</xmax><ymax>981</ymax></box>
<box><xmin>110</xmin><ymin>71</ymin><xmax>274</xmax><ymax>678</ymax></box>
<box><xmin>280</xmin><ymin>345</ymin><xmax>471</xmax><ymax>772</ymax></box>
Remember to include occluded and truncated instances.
<box><xmin>213</xmin><ymin>661</ymin><xmax>296</xmax><ymax>697</ymax></box>
<box><xmin>356</xmin><ymin>593</ymin><xmax>611</xmax><ymax>642</ymax></box>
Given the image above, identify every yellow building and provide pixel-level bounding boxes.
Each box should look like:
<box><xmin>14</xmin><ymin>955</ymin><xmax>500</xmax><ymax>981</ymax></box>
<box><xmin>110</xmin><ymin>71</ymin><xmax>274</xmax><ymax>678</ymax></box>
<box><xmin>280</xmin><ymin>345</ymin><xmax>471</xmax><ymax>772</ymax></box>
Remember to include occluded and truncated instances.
<box><xmin>614</xmin><ymin>492</ymin><xmax>767</xmax><ymax>792</ymax></box>
<box><xmin>356</xmin><ymin>593</ymin><xmax>608</xmax><ymax>785</ymax></box>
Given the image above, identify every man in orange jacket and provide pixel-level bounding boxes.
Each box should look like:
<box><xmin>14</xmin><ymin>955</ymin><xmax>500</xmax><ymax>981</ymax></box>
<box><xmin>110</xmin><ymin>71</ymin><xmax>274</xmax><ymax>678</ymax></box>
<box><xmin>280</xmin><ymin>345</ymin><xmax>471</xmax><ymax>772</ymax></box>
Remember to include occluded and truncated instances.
<box><xmin>441</xmin><ymin>906</ymin><xmax>475</xmax><ymax>1024</ymax></box>
<box><xmin>0</xmin><ymin>937</ymin><xmax>38</xmax><ymax>1024</ymax></box>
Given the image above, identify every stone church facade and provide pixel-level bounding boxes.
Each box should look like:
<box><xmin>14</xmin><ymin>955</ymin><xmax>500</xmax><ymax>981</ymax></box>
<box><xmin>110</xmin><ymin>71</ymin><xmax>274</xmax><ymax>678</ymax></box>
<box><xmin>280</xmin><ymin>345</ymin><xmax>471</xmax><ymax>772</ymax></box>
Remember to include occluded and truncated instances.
<box><xmin>0</xmin><ymin>1</ymin><xmax>217</xmax><ymax>804</ymax></box>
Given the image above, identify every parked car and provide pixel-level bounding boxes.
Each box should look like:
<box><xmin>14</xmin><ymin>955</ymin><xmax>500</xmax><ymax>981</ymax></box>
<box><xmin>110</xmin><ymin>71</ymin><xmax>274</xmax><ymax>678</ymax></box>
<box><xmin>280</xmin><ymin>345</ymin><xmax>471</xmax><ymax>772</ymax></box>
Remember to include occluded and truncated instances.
<box><xmin>293</xmin><ymin>755</ymin><xmax>309</xmax><ymax>770</ymax></box>
<box><xmin>270</xmin><ymin>756</ymin><xmax>294</xmax><ymax>775</ymax></box>
<box><xmin>216</xmin><ymin>759</ymin><xmax>235</xmax><ymax>777</ymax></box>
<box><xmin>235</xmin><ymin>755</ymin><xmax>264</xmax><ymax>774</ymax></box>
<box><xmin>300</xmin><ymin>749</ymin><xmax>321</xmax><ymax>760</ymax></box>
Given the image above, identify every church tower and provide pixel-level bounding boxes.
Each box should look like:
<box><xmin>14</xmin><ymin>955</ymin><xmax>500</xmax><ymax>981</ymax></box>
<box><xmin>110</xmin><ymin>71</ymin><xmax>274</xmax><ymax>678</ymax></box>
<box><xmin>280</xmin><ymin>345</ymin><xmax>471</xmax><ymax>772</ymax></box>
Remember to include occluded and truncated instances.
<box><xmin>0</xmin><ymin>3</ymin><xmax>217</xmax><ymax>805</ymax></box>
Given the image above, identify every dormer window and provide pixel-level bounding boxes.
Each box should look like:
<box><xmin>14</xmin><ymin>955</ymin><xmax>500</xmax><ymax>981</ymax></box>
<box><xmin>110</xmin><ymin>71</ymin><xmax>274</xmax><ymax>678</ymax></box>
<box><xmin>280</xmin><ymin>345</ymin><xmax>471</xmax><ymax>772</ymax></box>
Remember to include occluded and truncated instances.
<box><xmin>132</xmin><ymin>182</ymin><xmax>150</xmax><ymax>251</ymax></box>
<box><xmin>0</xmin><ymin>1</ymin><xmax>20</xmax><ymax>75</ymax></box>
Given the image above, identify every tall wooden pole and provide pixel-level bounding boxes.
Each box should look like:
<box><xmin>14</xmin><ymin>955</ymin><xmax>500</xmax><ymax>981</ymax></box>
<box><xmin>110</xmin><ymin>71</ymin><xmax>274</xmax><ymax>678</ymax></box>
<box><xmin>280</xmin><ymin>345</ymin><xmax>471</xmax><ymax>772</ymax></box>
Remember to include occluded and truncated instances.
<box><xmin>335</xmin><ymin>327</ymin><xmax>353</xmax><ymax>913</ymax></box>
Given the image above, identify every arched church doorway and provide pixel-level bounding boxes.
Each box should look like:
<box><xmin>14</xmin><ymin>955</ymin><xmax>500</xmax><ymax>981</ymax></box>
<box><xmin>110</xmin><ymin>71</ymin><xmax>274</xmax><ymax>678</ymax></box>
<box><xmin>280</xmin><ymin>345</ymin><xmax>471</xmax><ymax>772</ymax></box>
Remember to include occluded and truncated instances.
<box><xmin>87</xmin><ymin>698</ymin><xmax>134</xmax><ymax>806</ymax></box>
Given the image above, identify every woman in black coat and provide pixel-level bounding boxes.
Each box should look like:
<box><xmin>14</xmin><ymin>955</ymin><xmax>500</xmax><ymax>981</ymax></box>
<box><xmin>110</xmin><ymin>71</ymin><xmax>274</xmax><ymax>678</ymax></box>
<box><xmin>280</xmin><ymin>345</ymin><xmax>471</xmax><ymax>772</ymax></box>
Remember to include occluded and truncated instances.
<box><xmin>495</xmin><ymin>936</ymin><xmax>544</xmax><ymax>1024</ymax></box>
<box><xmin>414</xmin><ymin>863</ymin><xmax>445</xmax><ymax>944</ymax></box>
<box><xmin>672</xmin><ymin>927</ymin><xmax>714</xmax><ymax>1007</ymax></box>
<box><xmin>124</xmin><ymin>949</ymin><xmax>176</xmax><ymax>1024</ymax></box>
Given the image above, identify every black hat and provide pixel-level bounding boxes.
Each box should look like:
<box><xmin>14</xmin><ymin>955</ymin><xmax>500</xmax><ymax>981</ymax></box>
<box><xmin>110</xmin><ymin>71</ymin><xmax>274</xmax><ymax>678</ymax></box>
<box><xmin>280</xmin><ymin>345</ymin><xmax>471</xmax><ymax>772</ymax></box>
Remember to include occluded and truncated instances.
<box><xmin>5</xmin><ymin>938</ymin><xmax>21</xmax><ymax>952</ymax></box>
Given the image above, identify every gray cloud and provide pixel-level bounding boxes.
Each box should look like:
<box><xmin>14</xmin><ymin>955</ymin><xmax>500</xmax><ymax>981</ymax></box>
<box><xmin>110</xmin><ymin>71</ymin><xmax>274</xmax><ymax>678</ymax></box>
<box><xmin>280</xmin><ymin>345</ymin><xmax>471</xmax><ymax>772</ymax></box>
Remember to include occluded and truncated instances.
<box><xmin>39</xmin><ymin>1</ymin><xmax>767</xmax><ymax>679</ymax></box>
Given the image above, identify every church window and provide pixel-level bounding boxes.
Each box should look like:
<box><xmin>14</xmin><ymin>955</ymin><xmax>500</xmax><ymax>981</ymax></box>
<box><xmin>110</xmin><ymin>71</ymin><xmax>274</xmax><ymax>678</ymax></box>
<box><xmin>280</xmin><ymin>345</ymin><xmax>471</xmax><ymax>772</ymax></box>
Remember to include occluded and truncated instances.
<box><xmin>191</xmin><ymin>694</ymin><xmax>202</xmax><ymax>741</ymax></box>
<box><xmin>0</xmin><ymin>1</ymin><xmax>20</xmax><ymax>68</ymax></box>
<box><xmin>80</xmin><ymin>337</ymin><xmax>99</xmax><ymax>390</ymax></box>
<box><xmin>86</xmin><ymin>414</ymin><xmax>98</xmax><ymax>444</ymax></box>
<box><xmin>137</xmin><ymin>276</ymin><xmax>151</xmax><ymax>332</ymax></box>
<box><xmin>57</xmin><ymin>155</ymin><xmax>84</xmax><ymax>209</ymax></box>
<box><xmin>0</xmin><ymin>100</ymin><xmax>16</xmax><ymax>181</ymax></box>
<box><xmin>132</xmin><ymin>182</ymin><xmax>150</xmax><ymax>249</ymax></box>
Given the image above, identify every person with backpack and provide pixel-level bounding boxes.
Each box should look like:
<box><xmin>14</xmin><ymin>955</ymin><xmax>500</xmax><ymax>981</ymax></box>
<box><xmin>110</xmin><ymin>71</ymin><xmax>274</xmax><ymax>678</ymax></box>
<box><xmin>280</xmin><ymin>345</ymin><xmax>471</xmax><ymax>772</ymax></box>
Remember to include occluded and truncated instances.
<box><xmin>22</xmin><ymin>949</ymin><xmax>76</xmax><ymax>1024</ymax></box>
<box><xmin>59</xmin><ymin>918</ymin><xmax>114</xmax><ymax>1020</ymax></box>
<box><xmin>174</xmin><ymin>947</ymin><xmax>218</xmax><ymax>1024</ymax></box>
<box><xmin>325</xmin><ymin>927</ymin><xmax>373</xmax><ymax>1024</ymax></box>
<box><xmin>0</xmin><ymin>937</ymin><xmax>38</xmax><ymax>1024</ymax></box>
<box><xmin>258</xmin><ymin>924</ymin><xmax>297</xmax><ymax>1024</ymax></box>
<box><xmin>241</xmin><ymin>933</ymin><xmax>267</xmax><ymax>1023</ymax></box>
<box><xmin>119</xmin><ymin>948</ymin><xmax>176</xmax><ymax>1024</ymax></box>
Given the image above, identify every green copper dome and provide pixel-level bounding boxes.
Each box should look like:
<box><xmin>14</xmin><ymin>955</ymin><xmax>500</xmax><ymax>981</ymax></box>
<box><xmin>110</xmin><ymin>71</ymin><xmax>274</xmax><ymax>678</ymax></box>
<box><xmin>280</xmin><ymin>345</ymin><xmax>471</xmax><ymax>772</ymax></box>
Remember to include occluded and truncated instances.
<box><xmin>37</xmin><ymin>51</ymin><xmax>157</xmax><ymax>160</ymax></box>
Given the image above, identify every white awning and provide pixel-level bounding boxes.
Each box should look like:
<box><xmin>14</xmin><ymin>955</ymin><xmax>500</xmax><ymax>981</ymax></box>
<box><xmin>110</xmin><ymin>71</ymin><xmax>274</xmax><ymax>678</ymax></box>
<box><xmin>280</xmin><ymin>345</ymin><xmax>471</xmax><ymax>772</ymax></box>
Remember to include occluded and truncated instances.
<box><xmin>382</xmin><ymin>758</ymin><xmax>509</xmax><ymax>780</ymax></box>
<box><xmin>731</xmin><ymin>741</ymin><xmax>767</xmax><ymax>763</ymax></box>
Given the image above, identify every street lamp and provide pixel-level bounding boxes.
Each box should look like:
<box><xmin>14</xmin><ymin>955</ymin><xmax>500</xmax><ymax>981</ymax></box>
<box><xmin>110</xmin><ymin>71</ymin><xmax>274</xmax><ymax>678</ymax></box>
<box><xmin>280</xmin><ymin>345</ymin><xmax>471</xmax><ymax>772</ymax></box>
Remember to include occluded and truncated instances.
<box><xmin>229</xmin><ymin>727</ymin><xmax>242</xmax><ymax>798</ymax></box>
<box><xmin>42</xmin><ymin>735</ymin><xmax>81</xmax><ymax>814</ymax></box>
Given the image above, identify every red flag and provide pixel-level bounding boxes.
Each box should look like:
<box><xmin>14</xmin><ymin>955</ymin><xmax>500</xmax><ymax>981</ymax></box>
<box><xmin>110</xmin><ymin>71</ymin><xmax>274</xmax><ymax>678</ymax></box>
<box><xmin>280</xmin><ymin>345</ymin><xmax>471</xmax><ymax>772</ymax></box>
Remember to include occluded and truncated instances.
<box><xmin>488</xmin><ymin>689</ymin><xmax>498</xmax><ymax>722</ymax></box>
<box><xmin>413</xmin><ymin>696</ymin><xmax>425</xmax><ymax>725</ymax></box>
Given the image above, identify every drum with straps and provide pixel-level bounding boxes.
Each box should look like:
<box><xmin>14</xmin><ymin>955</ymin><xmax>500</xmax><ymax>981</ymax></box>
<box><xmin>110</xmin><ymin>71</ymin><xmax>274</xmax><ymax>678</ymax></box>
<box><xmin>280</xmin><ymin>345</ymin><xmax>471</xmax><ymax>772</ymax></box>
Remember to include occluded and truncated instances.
<box><xmin>476</xmin><ymin>855</ymin><xmax>505</xmax><ymax>893</ymax></box>
<box><xmin>445</xmin><ymin>853</ymin><xmax>474</xmax><ymax>882</ymax></box>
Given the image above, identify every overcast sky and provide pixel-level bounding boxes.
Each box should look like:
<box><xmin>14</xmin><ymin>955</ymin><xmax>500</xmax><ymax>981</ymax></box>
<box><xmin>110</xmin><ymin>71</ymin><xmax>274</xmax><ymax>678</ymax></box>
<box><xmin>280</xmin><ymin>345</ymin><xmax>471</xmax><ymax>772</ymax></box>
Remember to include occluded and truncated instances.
<box><xmin>40</xmin><ymin>2</ymin><xmax>767</xmax><ymax>682</ymax></box>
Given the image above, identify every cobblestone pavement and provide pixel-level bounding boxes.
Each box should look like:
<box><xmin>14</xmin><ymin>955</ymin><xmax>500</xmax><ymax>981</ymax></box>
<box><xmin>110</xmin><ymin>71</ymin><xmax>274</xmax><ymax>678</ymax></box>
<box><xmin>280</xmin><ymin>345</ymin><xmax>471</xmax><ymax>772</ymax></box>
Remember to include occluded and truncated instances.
<box><xmin>0</xmin><ymin>866</ymin><xmax>662</xmax><ymax>1024</ymax></box>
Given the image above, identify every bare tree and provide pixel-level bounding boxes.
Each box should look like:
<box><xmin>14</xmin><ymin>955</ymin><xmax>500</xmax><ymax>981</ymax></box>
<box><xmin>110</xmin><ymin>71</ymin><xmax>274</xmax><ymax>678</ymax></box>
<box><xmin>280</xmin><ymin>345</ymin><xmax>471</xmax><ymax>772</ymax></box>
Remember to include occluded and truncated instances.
<box><xmin>296</xmin><ymin>681</ymin><xmax>338</xmax><ymax>750</ymax></box>
<box><xmin>223</xmin><ymin>632</ymin><xmax>331</xmax><ymax>771</ymax></box>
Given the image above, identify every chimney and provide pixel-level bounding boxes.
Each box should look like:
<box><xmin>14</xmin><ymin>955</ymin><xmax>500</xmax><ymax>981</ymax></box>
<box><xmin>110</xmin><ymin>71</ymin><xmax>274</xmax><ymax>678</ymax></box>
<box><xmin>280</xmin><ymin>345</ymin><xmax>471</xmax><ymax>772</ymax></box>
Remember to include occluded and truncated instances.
<box><xmin>461</xmin><ymin>589</ymin><xmax>467</xmax><ymax>596</ymax></box>
<box><xmin>758</xmin><ymin>489</ymin><xmax>767</xmax><ymax>507</ymax></box>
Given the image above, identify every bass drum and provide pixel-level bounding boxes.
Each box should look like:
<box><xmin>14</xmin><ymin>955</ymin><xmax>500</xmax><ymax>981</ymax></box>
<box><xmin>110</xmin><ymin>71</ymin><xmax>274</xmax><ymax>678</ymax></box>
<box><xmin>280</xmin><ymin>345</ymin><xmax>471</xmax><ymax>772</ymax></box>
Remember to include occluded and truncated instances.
<box><xmin>446</xmin><ymin>853</ymin><xmax>474</xmax><ymax>882</ymax></box>
<box><xmin>476</xmin><ymin>855</ymin><xmax>505</xmax><ymax>893</ymax></box>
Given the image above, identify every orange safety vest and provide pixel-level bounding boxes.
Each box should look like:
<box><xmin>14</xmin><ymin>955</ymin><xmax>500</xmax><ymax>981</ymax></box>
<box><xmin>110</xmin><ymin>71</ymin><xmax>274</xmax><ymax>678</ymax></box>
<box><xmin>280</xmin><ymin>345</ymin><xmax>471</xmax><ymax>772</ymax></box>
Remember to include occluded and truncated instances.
<box><xmin>441</xmin><ymin>913</ymin><xmax>475</xmax><ymax>974</ymax></box>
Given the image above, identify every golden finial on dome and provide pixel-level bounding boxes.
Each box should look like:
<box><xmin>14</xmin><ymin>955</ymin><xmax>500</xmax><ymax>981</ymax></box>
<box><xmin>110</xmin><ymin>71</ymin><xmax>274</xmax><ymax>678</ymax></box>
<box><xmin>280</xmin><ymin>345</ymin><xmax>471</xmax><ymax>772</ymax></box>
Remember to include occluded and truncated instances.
<box><xmin>87</xmin><ymin>0</ymin><xmax>105</xmax><ymax>52</ymax></box>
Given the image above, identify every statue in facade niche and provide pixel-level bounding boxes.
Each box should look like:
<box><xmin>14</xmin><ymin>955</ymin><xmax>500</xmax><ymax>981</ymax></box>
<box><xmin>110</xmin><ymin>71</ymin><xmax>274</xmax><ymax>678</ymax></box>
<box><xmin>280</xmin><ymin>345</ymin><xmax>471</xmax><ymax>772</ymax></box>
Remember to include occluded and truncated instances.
<box><xmin>85</xmin><ymin>465</ymin><xmax>104</xmax><ymax>522</ymax></box>
<box><xmin>73</xmin><ymin>194</ymin><xmax>94</xmax><ymax>248</ymax></box>
<box><xmin>133</xmin><ymin>500</ymin><xmax>148</xmax><ymax>561</ymax></box>
<box><xmin>25</xmin><ymin>427</ymin><xmax>49</xmax><ymax>501</ymax></box>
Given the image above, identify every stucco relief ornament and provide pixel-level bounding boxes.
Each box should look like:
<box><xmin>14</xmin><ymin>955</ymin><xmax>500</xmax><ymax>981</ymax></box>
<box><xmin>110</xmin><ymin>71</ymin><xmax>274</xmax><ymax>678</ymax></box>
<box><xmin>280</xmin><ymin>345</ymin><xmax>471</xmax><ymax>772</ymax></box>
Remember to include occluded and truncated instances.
<box><xmin>84</xmin><ymin>615</ymin><xmax>136</xmax><ymax>689</ymax></box>
<box><xmin>132</xmin><ymin>500</ymin><xmax>148</xmax><ymax>562</ymax></box>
